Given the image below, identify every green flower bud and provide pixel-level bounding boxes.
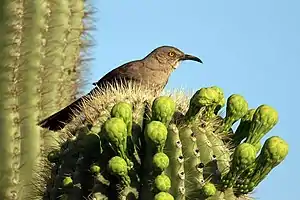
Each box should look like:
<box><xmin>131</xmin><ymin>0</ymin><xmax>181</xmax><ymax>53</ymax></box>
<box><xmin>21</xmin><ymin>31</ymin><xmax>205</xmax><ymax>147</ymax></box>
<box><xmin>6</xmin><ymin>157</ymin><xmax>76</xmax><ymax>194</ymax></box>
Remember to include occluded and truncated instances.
<box><xmin>233</xmin><ymin>109</ymin><xmax>256</xmax><ymax>144</ymax></box>
<box><xmin>108</xmin><ymin>156</ymin><xmax>128</xmax><ymax>177</ymax></box>
<box><xmin>108</xmin><ymin>156</ymin><xmax>131</xmax><ymax>186</ymax></box>
<box><xmin>211</xmin><ymin>86</ymin><xmax>225</xmax><ymax>114</ymax></box>
<box><xmin>47</xmin><ymin>150</ymin><xmax>60</xmax><ymax>163</ymax></box>
<box><xmin>186</xmin><ymin>87</ymin><xmax>221</xmax><ymax>120</ymax></box>
<box><xmin>193</xmin><ymin>87</ymin><xmax>220</xmax><ymax>106</ymax></box>
<box><xmin>90</xmin><ymin>164</ymin><xmax>101</xmax><ymax>175</ymax></box>
<box><xmin>246</xmin><ymin>105</ymin><xmax>279</xmax><ymax>145</ymax></box>
<box><xmin>111</xmin><ymin>102</ymin><xmax>133</xmax><ymax>136</ymax></box>
<box><xmin>202</xmin><ymin>182</ymin><xmax>217</xmax><ymax>197</ymax></box>
<box><xmin>222</xmin><ymin>143</ymin><xmax>256</xmax><ymax>188</ymax></box>
<box><xmin>154</xmin><ymin>192</ymin><xmax>174</xmax><ymax>200</ymax></box>
<box><xmin>104</xmin><ymin>117</ymin><xmax>127</xmax><ymax>143</ymax></box>
<box><xmin>153</xmin><ymin>152</ymin><xmax>170</xmax><ymax>171</ymax></box>
<box><xmin>104</xmin><ymin>118</ymin><xmax>129</xmax><ymax>161</ymax></box>
<box><xmin>145</xmin><ymin>121</ymin><xmax>168</xmax><ymax>152</ymax></box>
<box><xmin>152</xmin><ymin>96</ymin><xmax>176</xmax><ymax>125</ymax></box>
<box><xmin>224</xmin><ymin>94</ymin><xmax>248</xmax><ymax>131</ymax></box>
<box><xmin>155</xmin><ymin>174</ymin><xmax>171</xmax><ymax>192</ymax></box>
<box><xmin>246</xmin><ymin>136</ymin><xmax>288</xmax><ymax>190</ymax></box>
<box><xmin>233</xmin><ymin>143</ymin><xmax>257</xmax><ymax>169</ymax></box>
<box><xmin>262</xmin><ymin>136</ymin><xmax>288</xmax><ymax>163</ymax></box>
<box><xmin>62</xmin><ymin>176</ymin><xmax>73</xmax><ymax>187</ymax></box>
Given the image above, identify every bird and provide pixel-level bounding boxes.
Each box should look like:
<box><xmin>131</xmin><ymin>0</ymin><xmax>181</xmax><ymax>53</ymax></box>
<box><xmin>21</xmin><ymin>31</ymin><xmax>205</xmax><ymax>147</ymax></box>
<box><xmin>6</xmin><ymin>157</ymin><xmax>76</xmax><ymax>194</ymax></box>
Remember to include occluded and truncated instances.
<box><xmin>38</xmin><ymin>46</ymin><xmax>203</xmax><ymax>131</ymax></box>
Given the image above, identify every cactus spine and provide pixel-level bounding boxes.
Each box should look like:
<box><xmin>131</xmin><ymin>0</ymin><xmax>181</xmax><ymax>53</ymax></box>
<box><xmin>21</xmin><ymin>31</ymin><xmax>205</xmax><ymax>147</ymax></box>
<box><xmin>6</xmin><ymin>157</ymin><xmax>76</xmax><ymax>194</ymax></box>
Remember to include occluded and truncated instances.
<box><xmin>0</xmin><ymin>0</ymin><xmax>93</xmax><ymax>199</ymax></box>
<box><xmin>42</xmin><ymin>84</ymin><xmax>288</xmax><ymax>200</ymax></box>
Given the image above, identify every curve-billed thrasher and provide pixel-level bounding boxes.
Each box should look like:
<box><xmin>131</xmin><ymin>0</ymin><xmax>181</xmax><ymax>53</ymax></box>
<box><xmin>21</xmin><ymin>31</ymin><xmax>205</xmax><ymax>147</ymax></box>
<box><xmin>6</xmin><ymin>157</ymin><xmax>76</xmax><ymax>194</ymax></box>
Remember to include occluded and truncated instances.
<box><xmin>38</xmin><ymin>46</ymin><xmax>202</xmax><ymax>131</ymax></box>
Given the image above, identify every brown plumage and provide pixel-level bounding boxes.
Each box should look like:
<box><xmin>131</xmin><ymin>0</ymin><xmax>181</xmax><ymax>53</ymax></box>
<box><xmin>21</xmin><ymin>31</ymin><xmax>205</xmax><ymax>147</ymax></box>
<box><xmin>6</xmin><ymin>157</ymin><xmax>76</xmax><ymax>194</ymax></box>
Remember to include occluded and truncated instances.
<box><xmin>38</xmin><ymin>46</ymin><xmax>202</xmax><ymax>131</ymax></box>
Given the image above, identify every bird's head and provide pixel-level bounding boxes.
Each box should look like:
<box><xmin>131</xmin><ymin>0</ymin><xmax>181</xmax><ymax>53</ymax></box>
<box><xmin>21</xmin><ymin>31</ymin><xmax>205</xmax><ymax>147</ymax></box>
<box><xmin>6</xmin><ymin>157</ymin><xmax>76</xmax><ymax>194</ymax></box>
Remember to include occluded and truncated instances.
<box><xmin>145</xmin><ymin>46</ymin><xmax>203</xmax><ymax>70</ymax></box>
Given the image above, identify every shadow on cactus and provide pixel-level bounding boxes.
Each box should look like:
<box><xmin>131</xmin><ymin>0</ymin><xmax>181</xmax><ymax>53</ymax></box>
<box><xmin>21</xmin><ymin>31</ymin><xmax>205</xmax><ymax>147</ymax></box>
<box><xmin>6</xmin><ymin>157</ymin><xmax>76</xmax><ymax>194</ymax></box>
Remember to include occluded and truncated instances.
<box><xmin>41</xmin><ymin>84</ymin><xmax>288</xmax><ymax>200</ymax></box>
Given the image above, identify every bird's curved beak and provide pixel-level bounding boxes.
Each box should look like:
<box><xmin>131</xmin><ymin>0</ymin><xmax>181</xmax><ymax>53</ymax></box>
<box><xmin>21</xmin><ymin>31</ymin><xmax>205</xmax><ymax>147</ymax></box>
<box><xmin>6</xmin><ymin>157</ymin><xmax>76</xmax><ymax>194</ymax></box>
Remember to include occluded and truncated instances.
<box><xmin>181</xmin><ymin>54</ymin><xmax>203</xmax><ymax>63</ymax></box>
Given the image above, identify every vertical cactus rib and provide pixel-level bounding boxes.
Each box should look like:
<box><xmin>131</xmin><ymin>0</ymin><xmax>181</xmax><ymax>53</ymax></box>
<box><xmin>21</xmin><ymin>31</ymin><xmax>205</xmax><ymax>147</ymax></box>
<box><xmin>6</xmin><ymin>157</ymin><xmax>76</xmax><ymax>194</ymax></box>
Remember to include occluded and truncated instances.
<box><xmin>58</xmin><ymin>0</ymin><xmax>85</xmax><ymax>106</ymax></box>
<box><xmin>38</xmin><ymin>0</ymin><xmax>70</xmax><ymax>156</ymax></box>
<box><xmin>18</xmin><ymin>1</ymin><xmax>48</xmax><ymax>195</ymax></box>
<box><xmin>165</xmin><ymin>124</ymin><xmax>185</xmax><ymax>200</ymax></box>
<box><xmin>0</xmin><ymin>0</ymin><xmax>23</xmax><ymax>199</ymax></box>
<box><xmin>178</xmin><ymin>126</ymin><xmax>203</xmax><ymax>196</ymax></box>
<box><xmin>40</xmin><ymin>0</ymin><xmax>68</xmax><ymax>114</ymax></box>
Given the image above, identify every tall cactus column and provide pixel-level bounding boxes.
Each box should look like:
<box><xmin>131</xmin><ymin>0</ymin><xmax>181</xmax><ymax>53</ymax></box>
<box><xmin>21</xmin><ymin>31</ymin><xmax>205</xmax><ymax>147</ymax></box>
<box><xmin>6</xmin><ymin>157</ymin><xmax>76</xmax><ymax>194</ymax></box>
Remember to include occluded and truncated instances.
<box><xmin>0</xmin><ymin>0</ymin><xmax>93</xmax><ymax>199</ymax></box>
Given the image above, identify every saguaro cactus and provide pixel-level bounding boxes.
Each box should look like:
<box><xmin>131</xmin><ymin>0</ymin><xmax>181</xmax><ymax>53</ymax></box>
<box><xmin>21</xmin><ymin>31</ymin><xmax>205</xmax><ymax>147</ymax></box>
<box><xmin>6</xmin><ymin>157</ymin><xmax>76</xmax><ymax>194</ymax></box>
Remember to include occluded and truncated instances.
<box><xmin>41</xmin><ymin>84</ymin><xmax>288</xmax><ymax>200</ymax></box>
<box><xmin>0</xmin><ymin>0</ymin><xmax>93</xmax><ymax>199</ymax></box>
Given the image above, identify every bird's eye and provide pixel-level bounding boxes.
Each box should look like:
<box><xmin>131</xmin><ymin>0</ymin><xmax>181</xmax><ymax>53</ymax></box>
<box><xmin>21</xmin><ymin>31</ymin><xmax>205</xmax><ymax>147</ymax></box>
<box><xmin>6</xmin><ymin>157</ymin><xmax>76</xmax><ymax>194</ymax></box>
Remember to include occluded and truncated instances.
<box><xmin>168</xmin><ymin>51</ymin><xmax>175</xmax><ymax>57</ymax></box>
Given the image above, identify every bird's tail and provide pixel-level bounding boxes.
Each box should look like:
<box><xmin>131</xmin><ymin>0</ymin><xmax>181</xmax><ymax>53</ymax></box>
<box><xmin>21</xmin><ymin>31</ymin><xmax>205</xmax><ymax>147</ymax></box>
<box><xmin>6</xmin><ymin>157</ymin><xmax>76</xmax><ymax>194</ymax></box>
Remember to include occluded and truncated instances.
<box><xmin>38</xmin><ymin>97</ymin><xmax>84</xmax><ymax>131</ymax></box>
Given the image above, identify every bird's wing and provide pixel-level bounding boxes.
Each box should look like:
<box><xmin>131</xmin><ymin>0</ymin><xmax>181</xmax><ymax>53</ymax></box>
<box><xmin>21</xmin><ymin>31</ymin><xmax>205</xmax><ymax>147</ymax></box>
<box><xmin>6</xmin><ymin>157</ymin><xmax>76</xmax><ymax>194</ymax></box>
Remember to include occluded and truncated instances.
<box><xmin>92</xmin><ymin>60</ymin><xmax>144</xmax><ymax>88</ymax></box>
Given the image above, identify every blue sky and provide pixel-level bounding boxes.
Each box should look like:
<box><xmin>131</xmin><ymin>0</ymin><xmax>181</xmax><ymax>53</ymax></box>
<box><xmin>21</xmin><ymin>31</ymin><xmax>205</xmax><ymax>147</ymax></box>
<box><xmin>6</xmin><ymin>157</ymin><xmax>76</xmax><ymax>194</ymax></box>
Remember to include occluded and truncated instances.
<box><xmin>88</xmin><ymin>1</ymin><xmax>298</xmax><ymax>199</ymax></box>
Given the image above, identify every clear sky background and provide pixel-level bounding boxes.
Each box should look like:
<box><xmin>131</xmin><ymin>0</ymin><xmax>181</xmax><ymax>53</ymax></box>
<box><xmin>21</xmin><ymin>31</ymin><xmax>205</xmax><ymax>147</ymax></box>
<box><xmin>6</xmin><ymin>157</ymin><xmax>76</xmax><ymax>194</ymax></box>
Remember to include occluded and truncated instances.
<box><xmin>88</xmin><ymin>1</ymin><xmax>298</xmax><ymax>199</ymax></box>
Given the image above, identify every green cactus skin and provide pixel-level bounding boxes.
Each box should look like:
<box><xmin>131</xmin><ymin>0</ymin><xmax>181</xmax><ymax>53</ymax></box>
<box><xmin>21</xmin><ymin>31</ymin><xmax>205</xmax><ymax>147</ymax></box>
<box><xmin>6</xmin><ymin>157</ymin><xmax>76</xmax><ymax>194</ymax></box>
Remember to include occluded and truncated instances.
<box><xmin>41</xmin><ymin>85</ymin><xmax>288</xmax><ymax>200</ymax></box>
<box><xmin>0</xmin><ymin>0</ymin><xmax>92</xmax><ymax>199</ymax></box>
<box><xmin>164</xmin><ymin>124</ymin><xmax>186</xmax><ymax>199</ymax></box>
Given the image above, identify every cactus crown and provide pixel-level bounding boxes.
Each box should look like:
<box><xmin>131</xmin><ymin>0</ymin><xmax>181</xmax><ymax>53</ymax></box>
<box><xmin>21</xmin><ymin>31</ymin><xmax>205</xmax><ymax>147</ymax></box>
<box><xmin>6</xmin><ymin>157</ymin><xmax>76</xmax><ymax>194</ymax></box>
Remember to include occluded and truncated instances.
<box><xmin>38</xmin><ymin>83</ymin><xmax>287</xmax><ymax>200</ymax></box>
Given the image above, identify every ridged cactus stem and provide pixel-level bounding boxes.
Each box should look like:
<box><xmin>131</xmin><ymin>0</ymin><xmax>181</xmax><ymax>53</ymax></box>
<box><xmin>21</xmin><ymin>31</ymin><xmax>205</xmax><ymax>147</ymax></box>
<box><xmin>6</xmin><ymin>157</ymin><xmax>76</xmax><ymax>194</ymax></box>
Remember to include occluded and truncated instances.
<box><xmin>178</xmin><ymin>126</ymin><xmax>203</xmax><ymax>191</ymax></box>
<box><xmin>201</xmin><ymin>125</ymin><xmax>230</xmax><ymax>174</ymax></box>
<box><xmin>59</xmin><ymin>0</ymin><xmax>85</xmax><ymax>104</ymax></box>
<box><xmin>19</xmin><ymin>1</ymin><xmax>48</xmax><ymax>194</ymax></box>
<box><xmin>0</xmin><ymin>0</ymin><xmax>37</xmax><ymax>198</ymax></box>
<box><xmin>165</xmin><ymin>124</ymin><xmax>185</xmax><ymax>199</ymax></box>
<box><xmin>43</xmin><ymin>0</ymin><xmax>69</xmax><ymax>111</ymax></box>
